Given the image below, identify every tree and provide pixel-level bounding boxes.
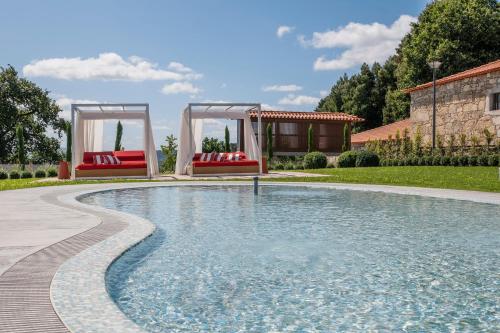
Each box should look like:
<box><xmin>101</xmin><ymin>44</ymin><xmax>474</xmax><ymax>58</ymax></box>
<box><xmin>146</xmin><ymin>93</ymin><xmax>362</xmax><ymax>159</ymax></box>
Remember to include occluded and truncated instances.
<box><xmin>224</xmin><ymin>125</ymin><xmax>230</xmax><ymax>152</ymax></box>
<box><xmin>316</xmin><ymin>0</ymin><xmax>500</xmax><ymax>129</ymax></box>
<box><xmin>114</xmin><ymin>121</ymin><xmax>123</xmax><ymax>151</ymax></box>
<box><xmin>160</xmin><ymin>134</ymin><xmax>177</xmax><ymax>173</ymax></box>
<box><xmin>342</xmin><ymin>123</ymin><xmax>350</xmax><ymax>152</ymax></box>
<box><xmin>16</xmin><ymin>125</ymin><xmax>25</xmax><ymax>170</ymax></box>
<box><xmin>266</xmin><ymin>123</ymin><xmax>273</xmax><ymax>159</ymax></box>
<box><xmin>307</xmin><ymin>124</ymin><xmax>313</xmax><ymax>152</ymax></box>
<box><xmin>65</xmin><ymin>122</ymin><xmax>72</xmax><ymax>163</ymax></box>
<box><xmin>202</xmin><ymin>137</ymin><xmax>224</xmax><ymax>153</ymax></box>
<box><xmin>0</xmin><ymin>66</ymin><xmax>65</xmax><ymax>163</ymax></box>
<box><xmin>396</xmin><ymin>0</ymin><xmax>500</xmax><ymax>89</ymax></box>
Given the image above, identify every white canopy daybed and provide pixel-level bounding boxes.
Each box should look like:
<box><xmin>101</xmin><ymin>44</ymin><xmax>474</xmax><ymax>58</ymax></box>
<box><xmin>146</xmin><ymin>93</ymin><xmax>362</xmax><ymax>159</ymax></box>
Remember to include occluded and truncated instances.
<box><xmin>175</xmin><ymin>103</ymin><xmax>262</xmax><ymax>176</ymax></box>
<box><xmin>71</xmin><ymin>103</ymin><xmax>159</xmax><ymax>179</ymax></box>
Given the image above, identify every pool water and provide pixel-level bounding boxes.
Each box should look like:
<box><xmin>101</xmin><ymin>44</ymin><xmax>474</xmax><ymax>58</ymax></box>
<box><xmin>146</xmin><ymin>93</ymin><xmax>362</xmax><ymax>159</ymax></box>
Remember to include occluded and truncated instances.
<box><xmin>82</xmin><ymin>186</ymin><xmax>500</xmax><ymax>332</ymax></box>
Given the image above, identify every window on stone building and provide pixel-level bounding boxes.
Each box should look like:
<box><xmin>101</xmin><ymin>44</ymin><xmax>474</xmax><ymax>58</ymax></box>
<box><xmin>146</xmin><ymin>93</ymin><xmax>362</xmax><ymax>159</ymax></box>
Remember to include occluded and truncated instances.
<box><xmin>492</xmin><ymin>92</ymin><xmax>500</xmax><ymax>111</ymax></box>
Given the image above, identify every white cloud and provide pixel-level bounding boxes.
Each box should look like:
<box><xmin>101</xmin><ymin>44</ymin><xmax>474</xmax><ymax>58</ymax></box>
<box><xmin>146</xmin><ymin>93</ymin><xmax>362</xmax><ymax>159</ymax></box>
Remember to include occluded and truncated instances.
<box><xmin>300</xmin><ymin>15</ymin><xmax>416</xmax><ymax>70</ymax></box>
<box><xmin>277</xmin><ymin>25</ymin><xmax>294</xmax><ymax>38</ymax></box>
<box><xmin>161</xmin><ymin>82</ymin><xmax>201</xmax><ymax>95</ymax></box>
<box><xmin>278</xmin><ymin>94</ymin><xmax>320</xmax><ymax>106</ymax></box>
<box><xmin>54</xmin><ymin>95</ymin><xmax>99</xmax><ymax>120</ymax></box>
<box><xmin>167</xmin><ymin>61</ymin><xmax>193</xmax><ymax>73</ymax></box>
<box><xmin>23</xmin><ymin>52</ymin><xmax>202</xmax><ymax>81</ymax></box>
<box><xmin>320</xmin><ymin>90</ymin><xmax>329</xmax><ymax>97</ymax></box>
<box><xmin>261</xmin><ymin>103</ymin><xmax>282</xmax><ymax>111</ymax></box>
<box><xmin>262</xmin><ymin>84</ymin><xmax>302</xmax><ymax>92</ymax></box>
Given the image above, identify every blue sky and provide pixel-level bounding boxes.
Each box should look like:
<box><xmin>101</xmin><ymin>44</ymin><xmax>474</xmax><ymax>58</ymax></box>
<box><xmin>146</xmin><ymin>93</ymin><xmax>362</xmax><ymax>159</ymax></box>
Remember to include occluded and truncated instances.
<box><xmin>0</xmin><ymin>0</ymin><xmax>428</xmax><ymax>149</ymax></box>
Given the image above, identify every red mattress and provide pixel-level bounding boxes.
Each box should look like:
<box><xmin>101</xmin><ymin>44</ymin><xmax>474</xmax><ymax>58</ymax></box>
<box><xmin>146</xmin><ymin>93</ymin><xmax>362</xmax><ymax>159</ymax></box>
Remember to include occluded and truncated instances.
<box><xmin>76</xmin><ymin>151</ymin><xmax>147</xmax><ymax>170</ymax></box>
<box><xmin>192</xmin><ymin>160</ymin><xmax>258</xmax><ymax>168</ymax></box>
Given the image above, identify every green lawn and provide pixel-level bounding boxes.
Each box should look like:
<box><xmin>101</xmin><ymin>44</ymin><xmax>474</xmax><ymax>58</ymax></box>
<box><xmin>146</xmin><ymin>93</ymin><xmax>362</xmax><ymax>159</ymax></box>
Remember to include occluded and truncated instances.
<box><xmin>0</xmin><ymin>178</ymin><xmax>163</xmax><ymax>192</ymax></box>
<box><xmin>267</xmin><ymin>166</ymin><xmax>500</xmax><ymax>193</ymax></box>
<box><xmin>1</xmin><ymin>166</ymin><xmax>499</xmax><ymax>193</ymax></box>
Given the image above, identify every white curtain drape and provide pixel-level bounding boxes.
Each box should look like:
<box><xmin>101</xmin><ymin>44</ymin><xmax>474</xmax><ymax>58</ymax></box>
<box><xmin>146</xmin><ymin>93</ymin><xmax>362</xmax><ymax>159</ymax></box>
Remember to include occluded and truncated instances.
<box><xmin>83</xmin><ymin>120</ymin><xmax>104</xmax><ymax>152</ymax></box>
<box><xmin>72</xmin><ymin>110</ymin><xmax>159</xmax><ymax>178</ymax></box>
<box><xmin>73</xmin><ymin>116</ymin><xmax>104</xmax><ymax>167</ymax></box>
<box><xmin>174</xmin><ymin>109</ymin><xmax>261</xmax><ymax>175</ymax></box>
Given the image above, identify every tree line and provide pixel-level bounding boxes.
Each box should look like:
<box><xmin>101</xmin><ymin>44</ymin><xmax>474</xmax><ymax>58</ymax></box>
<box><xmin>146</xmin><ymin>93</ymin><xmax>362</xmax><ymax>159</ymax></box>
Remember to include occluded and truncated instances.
<box><xmin>316</xmin><ymin>0</ymin><xmax>500</xmax><ymax>133</ymax></box>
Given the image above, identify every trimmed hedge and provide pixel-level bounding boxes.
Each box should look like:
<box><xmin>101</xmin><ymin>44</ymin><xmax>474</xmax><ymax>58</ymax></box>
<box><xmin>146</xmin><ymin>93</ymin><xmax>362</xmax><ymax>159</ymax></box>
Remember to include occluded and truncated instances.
<box><xmin>9</xmin><ymin>170</ymin><xmax>20</xmax><ymax>179</ymax></box>
<box><xmin>355</xmin><ymin>151</ymin><xmax>379</xmax><ymax>167</ymax></box>
<box><xmin>0</xmin><ymin>170</ymin><xmax>8</xmax><ymax>180</ymax></box>
<box><xmin>488</xmin><ymin>154</ymin><xmax>499</xmax><ymax>166</ymax></box>
<box><xmin>337</xmin><ymin>151</ymin><xmax>358</xmax><ymax>168</ymax></box>
<box><xmin>47</xmin><ymin>167</ymin><xmax>58</xmax><ymax>177</ymax></box>
<box><xmin>35</xmin><ymin>169</ymin><xmax>47</xmax><ymax>178</ymax></box>
<box><xmin>21</xmin><ymin>171</ymin><xmax>33</xmax><ymax>179</ymax></box>
<box><xmin>303</xmin><ymin>152</ymin><xmax>327</xmax><ymax>169</ymax></box>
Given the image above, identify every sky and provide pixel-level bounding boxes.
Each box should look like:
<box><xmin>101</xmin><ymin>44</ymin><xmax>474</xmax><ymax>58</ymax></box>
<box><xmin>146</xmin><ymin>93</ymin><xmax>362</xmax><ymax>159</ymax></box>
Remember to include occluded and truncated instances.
<box><xmin>0</xmin><ymin>0</ymin><xmax>428</xmax><ymax>150</ymax></box>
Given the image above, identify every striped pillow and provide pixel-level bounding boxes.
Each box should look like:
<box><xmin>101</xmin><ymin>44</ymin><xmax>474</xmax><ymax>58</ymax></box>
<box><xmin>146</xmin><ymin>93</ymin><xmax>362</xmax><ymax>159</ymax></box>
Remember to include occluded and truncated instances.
<box><xmin>94</xmin><ymin>155</ymin><xmax>121</xmax><ymax>165</ymax></box>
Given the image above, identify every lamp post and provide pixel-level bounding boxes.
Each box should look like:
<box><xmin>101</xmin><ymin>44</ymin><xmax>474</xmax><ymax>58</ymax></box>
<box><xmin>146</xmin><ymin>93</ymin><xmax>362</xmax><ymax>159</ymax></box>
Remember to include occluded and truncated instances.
<box><xmin>428</xmin><ymin>61</ymin><xmax>441</xmax><ymax>150</ymax></box>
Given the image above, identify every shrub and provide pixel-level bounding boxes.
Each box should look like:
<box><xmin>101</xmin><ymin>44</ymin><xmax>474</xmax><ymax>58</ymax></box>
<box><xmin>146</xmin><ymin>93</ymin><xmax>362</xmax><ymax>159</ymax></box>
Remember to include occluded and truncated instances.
<box><xmin>450</xmin><ymin>156</ymin><xmax>459</xmax><ymax>166</ymax></box>
<box><xmin>9</xmin><ymin>170</ymin><xmax>20</xmax><ymax>179</ymax></box>
<box><xmin>418</xmin><ymin>157</ymin><xmax>426</xmax><ymax>166</ymax></box>
<box><xmin>468</xmin><ymin>155</ymin><xmax>478</xmax><ymax>166</ymax></box>
<box><xmin>432</xmin><ymin>155</ymin><xmax>442</xmax><ymax>166</ymax></box>
<box><xmin>355</xmin><ymin>151</ymin><xmax>379</xmax><ymax>167</ymax></box>
<box><xmin>379</xmin><ymin>159</ymin><xmax>387</xmax><ymax>166</ymax></box>
<box><xmin>440</xmin><ymin>156</ymin><xmax>451</xmax><ymax>166</ymax></box>
<box><xmin>488</xmin><ymin>154</ymin><xmax>499</xmax><ymax>166</ymax></box>
<box><xmin>21</xmin><ymin>171</ymin><xmax>33</xmax><ymax>179</ymax></box>
<box><xmin>47</xmin><ymin>167</ymin><xmax>58</xmax><ymax>177</ymax></box>
<box><xmin>273</xmin><ymin>162</ymin><xmax>284</xmax><ymax>170</ymax></box>
<box><xmin>477</xmin><ymin>154</ymin><xmax>489</xmax><ymax>166</ymax></box>
<box><xmin>424</xmin><ymin>156</ymin><xmax>433</xmax><ymax>166</ymax></box>
<box><xmin>326</xmin><ymin>162</ymin><xmax>335</xmax><ymax>168</ymax></box>
<box><xmin>0</xmin><ymin>170</ymin><xmax>8</xmax><ymax>180</ymax></box>
<box><xmin>303</xmin><ymin>151</ymin><xmax>327</xmax><ymax>169</ymax></box>
<box><xmin>458</xmin><ymin>155</ymin><xmax>468</xmax><ymax>166</ymax></box>
<box><xmin>284</xmin><ymin>162</ymin><xmax>295</xmax><ymax>170</ymax></box>
<box><xmin>35</xmin><ymin>169</ymin><xmax>46</xmax><ymax>178</ymax></box>
<box><xmin>397</xmin><ymin>159</ymin><xmax>405</xmax><ymax>166</ymax></box>
<box><xmin>410</xmin><ymin>156</ymin><xmax>419</xmax><ymax>166</ymax></box>
<box><xmin>295</xmin><ymin>163</ymin><xmax>305</xmax><ymax>170</ymax></box>
<box><xmin>337</xmin><ymin>151</ymin><xmax>358</xmax><ymax>168</ymax></box>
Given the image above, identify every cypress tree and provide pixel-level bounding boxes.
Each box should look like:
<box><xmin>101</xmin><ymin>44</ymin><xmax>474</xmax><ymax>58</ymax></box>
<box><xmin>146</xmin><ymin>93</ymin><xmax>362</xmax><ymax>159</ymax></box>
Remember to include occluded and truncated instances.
<box><xmin>266</xmin><ymin>123</ymin><xmax>273</xmax><ymax>159</ymax></box>
<box><xmin>224</xmin><ymin>125</ymin><xmax>230</xmax><ymax>152</ymax></box>
<box><xmin>342</xmin><ymin>123</ymin><xmax>350</xmax><ymax>152</ymax></box>
<box><xmin>16</xmin><ymin>125</ymin><xmax>25</xmax><ymax>170</ymax></box>
<box><xmin>307</xmin><ymin>124</ymin><xmax>313</xmax><ymax>153</ymax></box>
<box><xmin>114</xmin><ymin>121</ymin><xmax>123</xmax><ymax>151</ymax></box>
<box><xmin>66</xmin><ymin>122</ymin><xmax>72</xmax><ymax>163</ymax></box>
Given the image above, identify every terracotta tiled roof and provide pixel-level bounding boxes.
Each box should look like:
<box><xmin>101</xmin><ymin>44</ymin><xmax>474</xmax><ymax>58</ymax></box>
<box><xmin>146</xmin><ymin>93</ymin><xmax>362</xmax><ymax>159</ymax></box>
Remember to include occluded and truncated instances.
<box><xmin>405</xmin><ymin>59</ymin><xmax>500</xmax><ymax>93</ymax></box>
<box><xmin>248</xmin><ymin>110</ymin><xmax>364</xmax><ymax>122</ymax></box>
<box><xmin>351</xmin><ymin>118</ymin><xmax>412</xmax><ymax>144</ymax></box>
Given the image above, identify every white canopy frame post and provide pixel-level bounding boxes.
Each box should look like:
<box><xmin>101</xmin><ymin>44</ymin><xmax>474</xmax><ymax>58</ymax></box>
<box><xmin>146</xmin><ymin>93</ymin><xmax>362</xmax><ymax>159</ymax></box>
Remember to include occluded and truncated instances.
<box><xmin>175</xmin><ymin>102</ymin><xmax>262</xmax><ymax>175</ymax></box>
<box><xmin>70</xmin><ymin>103</ymin><xmax>159</xmax><ymax>180</ymax></box>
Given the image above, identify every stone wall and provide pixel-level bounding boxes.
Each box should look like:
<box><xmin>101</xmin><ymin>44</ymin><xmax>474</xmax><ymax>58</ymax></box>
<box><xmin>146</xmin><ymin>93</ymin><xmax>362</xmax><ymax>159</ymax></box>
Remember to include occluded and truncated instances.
<box><xmin>410</xmin><ymin>71</ymin><xmax>500</xmax><ymax>144</ymax></box>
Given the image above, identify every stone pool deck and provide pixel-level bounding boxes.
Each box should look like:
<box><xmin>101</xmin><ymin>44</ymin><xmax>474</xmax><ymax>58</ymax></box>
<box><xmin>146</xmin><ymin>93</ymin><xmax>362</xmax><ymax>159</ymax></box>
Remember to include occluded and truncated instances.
<box><xmin>0</xmin><ymin>182</ymin><xmax>499</xmax><ymax>332</ymax></box>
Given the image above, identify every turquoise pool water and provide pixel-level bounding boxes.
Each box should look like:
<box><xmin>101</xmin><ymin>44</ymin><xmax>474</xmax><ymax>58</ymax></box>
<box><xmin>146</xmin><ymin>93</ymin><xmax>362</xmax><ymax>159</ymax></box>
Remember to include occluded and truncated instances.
<box><xmin>82</xmin><ymin>185</ymin><xmax>500</xmax><ymax>332</ymax></box>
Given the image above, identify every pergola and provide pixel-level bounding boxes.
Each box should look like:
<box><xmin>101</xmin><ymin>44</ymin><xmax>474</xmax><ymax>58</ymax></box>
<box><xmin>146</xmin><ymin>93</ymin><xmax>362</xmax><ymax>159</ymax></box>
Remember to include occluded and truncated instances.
<box><xmin>175</xmin><ymin>102</ymin><xmax>262</xmax><ymax>175</ymax></box>
<box><xmin>70</xmin><ymin>103</ymin><xmax>159</xmax><ymax>179</ymax></box>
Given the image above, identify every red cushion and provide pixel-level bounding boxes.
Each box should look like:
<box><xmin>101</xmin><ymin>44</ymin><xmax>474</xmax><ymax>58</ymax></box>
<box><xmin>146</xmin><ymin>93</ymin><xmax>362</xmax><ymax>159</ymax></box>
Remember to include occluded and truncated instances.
<box><xmin>76</xmin><ymin>161</ymin><xmax>147</xmax><ymax>170</ymax></box>
<box><xmin>192</xmin><ymin>152</ymin><xmax>248</xmax><ymax>162</ymax></box>
<box><xmin>83</xmin><ymin>151</ymin><xmax>113</xmax><ymax>164</ymax></box>
<box><xmin>113</xmin><ymin>150</ymin><xmax>145</xmax><ymax>161</ymax></box>
<box><xmin>192</xmin><ymin>160</ymin><xmax>258</xmax><ymax>168</ymax></box>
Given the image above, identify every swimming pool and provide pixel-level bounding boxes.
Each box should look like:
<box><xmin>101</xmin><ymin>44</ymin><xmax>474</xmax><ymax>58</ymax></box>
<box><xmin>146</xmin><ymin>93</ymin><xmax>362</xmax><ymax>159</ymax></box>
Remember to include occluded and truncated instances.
<box><xmin>82</xmin><ymin>185</ymin><xmax>500</xmax><ymax>332</ymax></box>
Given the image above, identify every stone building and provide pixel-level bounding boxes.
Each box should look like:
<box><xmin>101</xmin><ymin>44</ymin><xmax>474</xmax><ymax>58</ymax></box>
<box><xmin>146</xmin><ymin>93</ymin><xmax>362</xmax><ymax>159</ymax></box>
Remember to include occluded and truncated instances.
<box><xmin>406</xmin><ymin>59</ymin><xmax>500</xmax><ymax>142</ymax></box>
